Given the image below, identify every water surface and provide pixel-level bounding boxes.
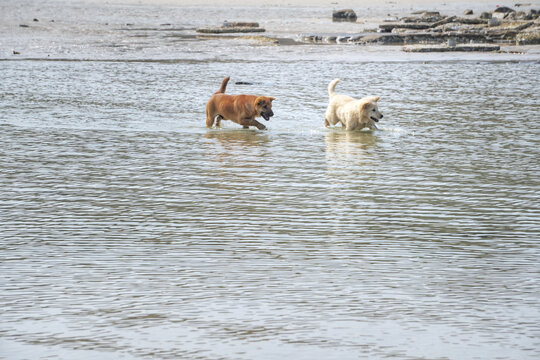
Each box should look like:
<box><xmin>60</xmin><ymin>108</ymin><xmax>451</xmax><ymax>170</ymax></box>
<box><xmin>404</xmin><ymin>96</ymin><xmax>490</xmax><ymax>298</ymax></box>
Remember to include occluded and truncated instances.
<box><xmin>1</xmin><ymin>59</ymin><xmax>539</xmax><ymax>359</ymax></box>
<box><xmin>1</xmin><ymin>1</ymin><xmax>540</xmax><ymax>358</ymax></box>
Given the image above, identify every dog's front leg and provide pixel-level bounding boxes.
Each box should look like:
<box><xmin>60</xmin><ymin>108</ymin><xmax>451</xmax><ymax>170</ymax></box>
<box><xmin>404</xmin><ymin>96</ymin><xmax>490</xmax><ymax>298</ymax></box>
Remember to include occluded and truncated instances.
<box><xmin>251</xmin><ymin>120</ymin><xmax>266</xmax><ymax>130</ymax></box>
<box><xmin>241</xmin><ymin>118</ymin><xmax>266</xmax><ymax>130</ymax></box>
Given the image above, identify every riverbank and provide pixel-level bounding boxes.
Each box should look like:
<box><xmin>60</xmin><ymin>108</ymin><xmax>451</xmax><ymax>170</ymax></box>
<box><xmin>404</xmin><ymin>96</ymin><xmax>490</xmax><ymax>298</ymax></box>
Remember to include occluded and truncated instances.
<box><xmin>2</xmin><ymin>0</ymin><xmax>539</xmax><ymax>62</ymax></box>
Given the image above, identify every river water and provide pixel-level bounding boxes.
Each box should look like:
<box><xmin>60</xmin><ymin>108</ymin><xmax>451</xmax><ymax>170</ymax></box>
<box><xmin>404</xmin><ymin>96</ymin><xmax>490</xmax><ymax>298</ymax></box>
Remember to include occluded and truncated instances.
<box><xmin>1</xmin><ymin>1</ymin><xmax>540</xmax><ymax>359</ymax></box>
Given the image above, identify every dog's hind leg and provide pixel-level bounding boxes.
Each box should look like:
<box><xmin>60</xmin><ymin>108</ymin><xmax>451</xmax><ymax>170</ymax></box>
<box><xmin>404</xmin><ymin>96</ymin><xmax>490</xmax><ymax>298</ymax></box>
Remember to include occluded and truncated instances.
<box><xmin>215</xmin><ymin>114</ymin><xmax>224</xmax><ymax>127</ymax></box>
<box><xmin>206</xmin><ymin>116</ymin><xmax>215</xmax><ymax>128</ymax></box>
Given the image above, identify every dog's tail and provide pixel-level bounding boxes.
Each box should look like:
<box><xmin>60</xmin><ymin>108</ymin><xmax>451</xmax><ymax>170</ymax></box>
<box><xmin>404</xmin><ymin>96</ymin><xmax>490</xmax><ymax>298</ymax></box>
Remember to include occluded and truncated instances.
<box><xmin>328</xmin><ymin>78</ymin><xmax>340</xmax><ymax>97</ymax></box>
<box><xmin>215</xmin><ymin>77</ymin><xmax>230</xmax><ymax>94</ymax></box>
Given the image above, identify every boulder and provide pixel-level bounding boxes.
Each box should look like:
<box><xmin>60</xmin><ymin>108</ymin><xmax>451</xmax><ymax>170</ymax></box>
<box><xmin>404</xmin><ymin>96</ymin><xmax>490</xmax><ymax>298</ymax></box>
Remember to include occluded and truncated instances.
<box><xmin>488</xmin><ymin>17</ymin><xmax>501</xmax><ymax>26</ymax></box>
<box><xmin>332</xmin><ymin>9</ymin><xmax>357</xmax><ymax>22</ymax></box>
<box><xmin>463</xmin><ymin>9</ymin><xmax>473</xmax><ymax>15</ymax></box>
<box><xmin>480</xmin><ymin>12</ymin><xmax>492</xmax><ymax>19</ymax></box>
<box><xmin>493</xmin><ymin>6</ymin><xmax>515</xmax><ymax>13</ymax></box>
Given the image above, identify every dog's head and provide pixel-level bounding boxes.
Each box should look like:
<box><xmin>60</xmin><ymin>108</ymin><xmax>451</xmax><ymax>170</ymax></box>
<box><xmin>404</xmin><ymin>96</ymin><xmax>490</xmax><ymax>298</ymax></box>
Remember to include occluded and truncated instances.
<box><xmin>361</xmin><ymin>96</ymin><xmax>383</xmax><ymax>123</ymax></box>
<box><xmin>255</xmin><ymin>96</ymin><xmax>275</xmax><ymax>121</ymax></box>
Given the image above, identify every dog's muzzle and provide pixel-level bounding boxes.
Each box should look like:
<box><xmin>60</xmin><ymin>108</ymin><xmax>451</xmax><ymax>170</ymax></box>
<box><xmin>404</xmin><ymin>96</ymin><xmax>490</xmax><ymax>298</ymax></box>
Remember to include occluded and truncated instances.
<box><xmin>370</xmin><ymin>114</ymin><xmax>383</xmax><ymax>122</ymax></box>
<box><xmin>261</xmin><ymin>110</ymin><xmax>274</xmax><ymax>121</ymax></box>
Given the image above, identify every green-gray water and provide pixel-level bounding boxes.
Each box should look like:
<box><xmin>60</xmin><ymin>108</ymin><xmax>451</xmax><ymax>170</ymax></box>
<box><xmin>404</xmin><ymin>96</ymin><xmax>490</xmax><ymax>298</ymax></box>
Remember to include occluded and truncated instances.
<box><xmin>1</xmin><ymin>1</ymin><xmax>540</xmax><ymax>358</ymax></box>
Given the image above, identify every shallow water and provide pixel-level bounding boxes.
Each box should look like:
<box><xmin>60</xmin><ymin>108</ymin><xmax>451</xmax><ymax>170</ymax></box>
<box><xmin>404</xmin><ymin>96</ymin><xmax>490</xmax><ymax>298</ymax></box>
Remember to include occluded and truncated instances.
<box><xmin>1</xmin><ymin>1</ymin><xmax>540</xmax><ymax>359</ymax></box>
<box><xmin>2</xmin><ymin>57</ymin><xmax>539</xmax><ymax>359</ymax></box>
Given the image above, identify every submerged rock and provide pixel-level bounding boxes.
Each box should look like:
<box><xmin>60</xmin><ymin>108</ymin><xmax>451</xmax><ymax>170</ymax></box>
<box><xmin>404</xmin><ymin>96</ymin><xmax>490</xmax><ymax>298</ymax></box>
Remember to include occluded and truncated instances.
<box><xmin>197</xmin><ymin>26</ymin><xmax>265</xmax><ymax>34</ymax></box>
<box><xmin>198</xmin><ymin>21</ymin><xmax>263</xmax><ymax>34</ymax></box>
<box><xmin>403</xmin><ymin>44</ymin><xmax>500</xmax><ymax>52</ymax></box>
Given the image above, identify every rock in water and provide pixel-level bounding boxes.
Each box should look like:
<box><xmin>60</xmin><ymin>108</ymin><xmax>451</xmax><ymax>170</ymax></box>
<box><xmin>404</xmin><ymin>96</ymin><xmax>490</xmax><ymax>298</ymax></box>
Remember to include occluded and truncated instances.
<box><xmin>332</xmin><ymin>9</ymin><xmax>357</xmax><ymax>22</ymax></box>
<box><xmin>488</xmin><ymin>17</ymin><xmax>500</xmax><ymax>26</ymax></box>
<box><xmin>493</xmin><ymin>6</ymin><xmax>515</xmax><ymax>14</ymax></box>
<box><xmin>480</xmin><ymin>12</ymin><xmax>492</xmax><ymax>19</ymax></box>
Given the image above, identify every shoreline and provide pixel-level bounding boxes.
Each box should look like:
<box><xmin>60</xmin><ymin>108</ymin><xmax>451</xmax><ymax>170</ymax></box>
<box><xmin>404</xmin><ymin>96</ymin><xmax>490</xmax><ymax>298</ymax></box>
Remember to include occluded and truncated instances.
<box><xmin>1</xmin><ymin>0</ymin><xmax>539</xmax><ymax>62</ymax></box>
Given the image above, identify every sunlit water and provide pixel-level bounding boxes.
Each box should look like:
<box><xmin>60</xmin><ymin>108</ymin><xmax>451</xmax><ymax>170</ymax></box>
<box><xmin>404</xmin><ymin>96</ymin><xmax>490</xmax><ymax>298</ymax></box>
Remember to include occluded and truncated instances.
<box><xmin>1</xmin><ymin>1</ymin><xmax>540</xmax><ymax>359</ymax></box>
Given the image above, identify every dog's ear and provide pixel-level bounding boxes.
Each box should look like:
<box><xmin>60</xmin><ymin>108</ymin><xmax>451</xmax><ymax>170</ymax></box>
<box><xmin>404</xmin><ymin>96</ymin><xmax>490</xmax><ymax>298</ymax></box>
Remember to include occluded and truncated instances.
<box><xmin>255</xmin><ymin>96</ymin><xmax>265</xmax><ymax>106</ymax></box>
<box><xmin>268</xmin><ymin>97</ymin><xmax>275</xmax><ymax>102</ymax></box>
<box><xmin>361</xmin><ymin>102</ymin><xmax>371</xmax><ymax>112</ymax></box>
<box><xmin>365</xmin><ymin>96</ymin><xmax>380</xmax><ymax>102</ymax></box>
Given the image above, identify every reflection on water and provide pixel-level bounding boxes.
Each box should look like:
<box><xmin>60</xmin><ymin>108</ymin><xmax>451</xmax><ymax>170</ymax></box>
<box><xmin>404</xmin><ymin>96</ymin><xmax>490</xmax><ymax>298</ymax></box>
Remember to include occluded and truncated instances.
<box><xmin>325</xmin><ymin>129</ymin><xmax>378</xmax><ymax>157</ymax></box>
<box><xmin>1</xmin><ymin>57</ymin><xmax>539</xmax><ymax>360</ymax></box>
<box><xmin>206</xmin><ymin>129</ymin><xmax>271</xmax><ymax>149</ymax></box>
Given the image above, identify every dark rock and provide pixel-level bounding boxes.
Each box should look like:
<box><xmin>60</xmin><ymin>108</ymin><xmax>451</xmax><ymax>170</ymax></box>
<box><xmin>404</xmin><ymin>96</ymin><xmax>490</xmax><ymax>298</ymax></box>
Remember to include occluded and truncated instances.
<box><xmin>516</xmin><ymin>29</ymin><xmax>540</xmax><ymax>44</ymax></box>
<box><xmin>19</xmin><ymin>24</ymin><xmax>29</xmax><ymax>27</ymax></box>
<box><xmin>507</xmin><ymin>11</ymin><xmax>527</xmax><ymax>19</ymax></box>
<box><xmin>379</xmin><ymin>22</ymin><xmax>432</xmax><ymax>32</ymax></box>
<box><xmin>494</xmin><ymin>6</ymin><xmax>515</xmax><ymax>13</ymax></box>
<box><xmin>336</xmin><ymin>35</ymin><xmax>351</xmax><ymax>43</ymax></box>
<box><xmin>332</xmin><ymin>9</ymin><xmax>357</xmax><ymax>22</ymax></box>
<box><xmin>455</xmin><ymin>17</ymin><xmax>488</xmax><ymax>24</ymax></box>
<box><xmin>510</xmin><ymin>21</ymin><xmax>534</xmax><ymax>31</ymax></box>
<box><xmin>464</xmin><ymin>9</ymin><xmax>473</xmax><ymax>15</ymax></box>
<box><xmin>488</xmin><ymin>17</ymin><xmax>501</xmax><ymax>26</ymax></box>
<box><xmin>352</xmin><ymin>31</ymin><xmax>488</xmax><ymax>45</ymax></box>
<box><xmin>13</xmin><ymin>50</ymin><xmax>20</xmax><ymax>55</ymax></box>
<box><xmin>33</xmin><ymin>18</ymin><xmax>38</xmax><ymax>22</ymax></box>
<box><xmin>402</xmin><ymin>13</ymin><xmax>444</xmax><ymax>23</ymax></box>
<box><xmin>480</xmin><ymin>12</ymin><xmax>492</xmax><ymax>19</ymax></box>
<box><xmin>325</xmin><ymin>36</ymin><xmax>338</xmax><ymax>43</ymax></box>
<box><xmin>522</xmin><ymin>10</ymin><xmax>539</xmax><ymax>20</ymax></box>
<box><xmin>431</xmin><ymin>16</ymin><xmax>457</xmax><ymax>27</ymax></box>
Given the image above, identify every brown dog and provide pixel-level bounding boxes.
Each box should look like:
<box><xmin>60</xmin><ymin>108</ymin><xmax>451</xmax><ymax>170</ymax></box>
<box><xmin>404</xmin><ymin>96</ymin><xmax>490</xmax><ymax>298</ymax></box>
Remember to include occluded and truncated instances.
<box><xmin>206</xmin><ymin>77</ymin><xmax>275</xmax><ymax>130</ymax></box>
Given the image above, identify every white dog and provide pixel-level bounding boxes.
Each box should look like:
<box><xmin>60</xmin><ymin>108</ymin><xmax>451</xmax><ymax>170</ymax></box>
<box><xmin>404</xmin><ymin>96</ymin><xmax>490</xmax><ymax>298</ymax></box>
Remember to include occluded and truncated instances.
<box><xmin>324</xmin><ymin>79</ymin><xmax>383</xmax><ymax>130</ymax></box>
